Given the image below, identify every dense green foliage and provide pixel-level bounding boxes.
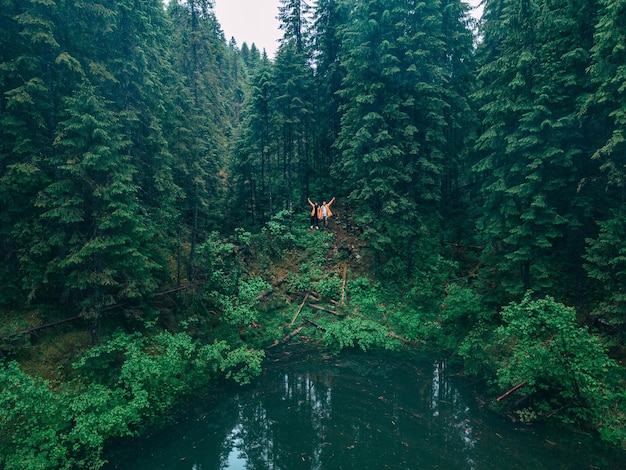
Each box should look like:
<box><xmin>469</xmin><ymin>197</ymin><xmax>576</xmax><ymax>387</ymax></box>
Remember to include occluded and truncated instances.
<box><xmin>473</xmin><ymin>0</ymin><xmax>598</xmax><ymax>302</ymax></box>
<box><xmin>1</xmin><ymin>332</ymin><xmax>262</xmax><ymax>469</ymax></box>
<box><xmin>459</xmin><ymin>294</ymin><xmax>626</xmax><ymax>444</ymax></box>
<box><xmin>2</xmin><ymin>0</ymin><xmax>626</xmax><ymax>466</ymax></box>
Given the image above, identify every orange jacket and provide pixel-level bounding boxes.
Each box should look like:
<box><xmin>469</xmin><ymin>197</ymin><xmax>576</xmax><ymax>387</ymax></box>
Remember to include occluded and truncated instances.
<box><xmin>307</xmin><ymin>198</ymin><xmax>319</xmax><ymax>217</ymax></box>
<box><xmin>319</xmin><ymin>197</ymin><xmax>335</xmax><ymax>218</ymax></box>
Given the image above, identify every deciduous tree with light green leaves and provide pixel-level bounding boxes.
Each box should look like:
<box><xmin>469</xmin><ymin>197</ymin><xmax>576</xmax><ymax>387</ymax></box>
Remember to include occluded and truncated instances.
<box><xmin>1</xmin><ymin>332</ymin><xmax>264</xmax><ymax>469</ymax></box>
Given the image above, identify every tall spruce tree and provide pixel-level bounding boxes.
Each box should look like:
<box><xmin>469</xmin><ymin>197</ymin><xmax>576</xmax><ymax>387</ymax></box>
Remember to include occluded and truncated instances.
<box><xmin>0</xmin><ymin>0</ymin><xmax>65</xmax><ymax>305</ymax></box>
<box><xmin>273</xmin><ymin>0</ymin><xmax>316</xmax><ymax>211</ymax></box>
<box><xmin>310</xmin><ymin>0</ymin><xmax>349</xmax><ymax>189</ymax></box>
<box><xmin>473</xmin><ymin>0</ymin><xmax>598</xmax><ymax>300</ymax></box>
<box><xmin>230</xmin><ymin>57</ymin><xmax>278</xmax><ymax>226</ymax></box>
<box><xmin>47</xmin><ymin>83</ymin><xmax>162</xmax><ymax>342</ymax></box>
<box><xmin>104</xmin><ymin>0</ymin><xmax>181</xmax><ymax>249</ymax></box>
<box><xmin>272</xmin><ymin>40</ymin><xmax>315</xmax><ymax>212</ymax></box>
<box><xmin>335</xmin><ymin>0</ymin><xmax>455</xmax><ymax>279</ymax></box>
<box><xmin>167</xmin><ymin>0</ymin><xmax>229</xmax><ymax>280</ymax></box>
<box><xmin>438</xmin><ymin>0</ymin><xmax>479</xmax><ymax>243</ymax></box>
<box><xmin>278</xmin><ymin>0</ymin><xmax>312</xmax><ymax>53</ymax></box>
<box><xmin>584</xmin><ymin>0</ymin><xmax>626</xmax><ymax>326</ymax></box>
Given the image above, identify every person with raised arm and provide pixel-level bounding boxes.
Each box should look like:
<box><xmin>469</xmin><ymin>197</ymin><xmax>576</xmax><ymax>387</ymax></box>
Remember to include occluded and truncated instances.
<box><xmin>320</xmin><ymin>197</ymin><xmax>335</xmax><ymax>227</ymax></box>
<box><xmin>307</xmin><ymin>198</ymin><xmax>320</xmax><ymax>229</ymax></box>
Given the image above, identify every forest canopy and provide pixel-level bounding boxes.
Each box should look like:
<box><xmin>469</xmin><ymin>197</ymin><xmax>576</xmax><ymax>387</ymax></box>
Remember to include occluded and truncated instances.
<box><xmin>2</xmin><ymin>0</ymin><xmax>626</xmax><ymax>467</ymax></box>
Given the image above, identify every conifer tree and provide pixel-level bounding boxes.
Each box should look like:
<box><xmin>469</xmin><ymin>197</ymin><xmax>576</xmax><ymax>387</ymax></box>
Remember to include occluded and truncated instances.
<box><xmin>584</xmin><ymin>0</ymin><xmax>626</xmax><ymax>324</ymax></box>
<box><xmin>46</xmin><ymin>83</ymin><xmax>163</xmax><ymax>342</ymax></box>
<box><xmin>229</xmin><ymin>0</ymin><xmax>316</xmax><ymax>221</ymax></box>
<box><xmin>278</xmin><ymin>0</ymin><xmax>312</xmax><ymax>53</ymax></box>
<box><xmin>335</xmin><ymin>0</ymin><xmax>455</xmax><ymax>278</ymax></box>
<box><xmin>61</xmin><ymin>0</ymin><xmax>180</xmax><ymax>302</ymax></box>
<box><xmin>167</xmin><ymin>0</ymin><xmax>230</xmax><ymax>280</ymax></box>
<box><xmin>230</xmin><ymin>57</ymin><xmax>278</xmax><ymax>226</ymax></box>
<box><xmin>310</xmin><ymin>0</ymin><xmax>349</xmax><ymax>186</ymax></box>
<box><xmin>473</xmin><ymin>0</ymin><xmax>598</xmax><ymax>299</ymax></box>
<box><xmin>438</xmin><ymin>0</ymin><xmax>479</xmax><ymax>237</ymax></box>
<box><xmin>272</xmin><ymin>40</ymin><xmax>315</xmax><ymax>212</ymax></box>
<box><xmin>240</xmin><ymin>42</ymin><xmax>263</xmax><ymax>70</ymax></box>
<box><xmin>0</xmin><ymin>0</ymin><xmax>65</xmax><ymax>305</ymax></box>
<box><xmin>105</xmin><ymin>0</ymin><xmax>181</xmax><ymax>233</ymax></box>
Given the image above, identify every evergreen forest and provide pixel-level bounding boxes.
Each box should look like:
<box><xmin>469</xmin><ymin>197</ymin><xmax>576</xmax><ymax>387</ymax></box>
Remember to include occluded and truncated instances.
<box><xmin>2</xmin><ymin>0</ymin><xmax>626</xmax><ymax>467</ymax></box>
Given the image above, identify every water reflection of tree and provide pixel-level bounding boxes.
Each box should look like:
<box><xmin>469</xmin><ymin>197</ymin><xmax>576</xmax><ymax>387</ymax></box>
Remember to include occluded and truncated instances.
<box><xmin>430</xmin><ymin>360</ymin><xmax>477</xmax><ymax>469</ymax></box>
<box><xmin>218</xmin><ymin>357</ymin><xmax>479</xmax><ymax>470</ymax></box>
<box><xmin>227</xmin><ymin>370</ymin><xmax>334</xmax><ymax>469</ymax></box>
<box><xmin>110</xmin><ymin>354</ymin><xmax>626</xmax><ymax>468</ymax></box>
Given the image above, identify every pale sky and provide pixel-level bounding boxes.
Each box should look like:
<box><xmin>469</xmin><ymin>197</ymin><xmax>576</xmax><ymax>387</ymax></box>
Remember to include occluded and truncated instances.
<box><xmin>213</xmin><ymin>0</ymin><xmax>484</xmax><ymax>59</ymax></box>
<box><xmin>213</xmin><ymin>0</ymin><xmax>282</xmax><ymax>58</ymax></box>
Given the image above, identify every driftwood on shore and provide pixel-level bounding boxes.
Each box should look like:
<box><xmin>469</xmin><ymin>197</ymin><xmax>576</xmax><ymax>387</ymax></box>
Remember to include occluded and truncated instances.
<box><xmin>282</xmin><ymin>326</ymin><xmax>304</xmax><ymax>342</ymax></box>
<box><xmin>497</xmin><ymin>381</ymin><xmax>527</xmax><ymax>402</ymax></box>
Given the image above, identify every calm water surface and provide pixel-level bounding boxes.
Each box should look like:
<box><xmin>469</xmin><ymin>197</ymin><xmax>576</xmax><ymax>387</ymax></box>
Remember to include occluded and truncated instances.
<box><xmin>105</xmin><ymin>348</ymin><xmax>626</xmax><ymax>469</ymax></box>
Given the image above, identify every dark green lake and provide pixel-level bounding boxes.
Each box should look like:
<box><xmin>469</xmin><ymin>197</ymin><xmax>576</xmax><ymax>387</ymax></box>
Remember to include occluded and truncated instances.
<box><xmin>105</xmin><ymin>348</ymin><xmax>626</xmax><ymax>469</ymax></box>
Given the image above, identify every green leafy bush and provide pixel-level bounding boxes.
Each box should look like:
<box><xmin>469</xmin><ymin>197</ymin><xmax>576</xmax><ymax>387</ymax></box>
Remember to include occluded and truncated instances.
<box><xmin>293</xmin><ymin>228</ymin><xmax>334</xmax><ymax>256</ymax></box>
<box><xmin>1</xmin><ymin>331</ymin><xmax>264</xmax><ymax>469</ymax></box>
<box><xmin>387</xmin><ymin>306</ymin><xmax>439</xmax><ymax>343</ymax></box>
<box><xmin>0</xmin><ymin>361</ymin><xmax>69</xmax><ymax>469</ymax></box>
<box><xmin>197</xmin><ymin>230</ymin><xmax>251</xmax><ymax>295</ymax></box>
<box><xmin>438</xmin><ymin>283</ymin><xmax>491</xmax><ymax>349</ymax></box>
<box><xmin>257</xmin><ymin>210</ymin><xmax>296</xmax><ymax>260</ymax></box>
<box><xmin>315</xmin><ymin>274</ymin><xmax>341</xmax><ymax>300</ymax></box>
<box><xmin>322</xmin><ymin>316</ymin><xmax>400</xmax><ymax>353</ymax></box>
<box><xmin>345</xmin><ymin>277</ymin><xmax>384</xmax><ymax>316</ymax></box>
<box><xmin>215</xmin><ymin>276</ymin><xmax>271</xmax><ymax>326</ymax></box>
<box><xmin>459</xmin><ymin>293</ymin><xmax>626</xmax><ymax>445</ymax></box>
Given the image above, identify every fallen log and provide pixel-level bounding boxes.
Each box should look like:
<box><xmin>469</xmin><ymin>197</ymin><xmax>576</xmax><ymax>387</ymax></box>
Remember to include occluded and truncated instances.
<box><xmin>308</xmin><ymin>303</ymin><xmax>342</xmax><ymax>316</ymax></box>
<box><xmin>388</xmin><ymin>331</ymin><xmax>420</xmax><ymax>346</ymax></box>
<box><xmin>289</xmin><ymin>293</ymin><xmax>309</xmax><ymax>327</ymax></box>
<box><xmin>257</xmin><ymin>289</ymin><xmax>272</xmax><ymax>301</ymax></box>
<box><xmin>154</xmin><ymin>284</ymin><xmax>194</xmax><ymax>296</ymax></box>
<box><xmin>5</xmin><ymin>315</ymin><xmax>82</xmax><ymax>338</ymax></box>
<box><xmin>340</xmin><ymin>262</ymin><xmax>348</xmax><ymax>306</ymax></box>
<box><xmin>287</xmin><ymin>290</ymin><xmax>320</xmax><ymax>302</ymax></box>
<box><xmin>2</xmin><ymin>285</ymin><xmax>195</xmax><ymax>340</ymax></box>
<box><xmin>497</xmin><ymin>381</ymin><xmax>527</xmax><ymax>402</ymax></box>
<box><xmin>304</xmin><ymin>318</ymin><xmax>326</xmax><ymax>331</ymax></box>
<box><xmin>282</xmin><ymin>326</ymin><xmax>304</xmax><ymax>342</ymax></box>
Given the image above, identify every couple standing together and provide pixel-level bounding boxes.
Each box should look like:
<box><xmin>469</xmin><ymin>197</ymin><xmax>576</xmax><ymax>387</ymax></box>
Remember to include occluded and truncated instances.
<box><xmin>308</xmin><ymin>197</ymin><xmax>335</xmax><ymax>229</ymax></box>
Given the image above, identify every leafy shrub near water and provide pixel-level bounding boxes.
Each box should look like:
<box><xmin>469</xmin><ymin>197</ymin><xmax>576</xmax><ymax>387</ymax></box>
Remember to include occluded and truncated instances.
<box><xmin>322</xmin><ymin>316</ymin><xmax>400</xmax><ymax>353</ymax></box>
<box><xmin>437</xmin><ymin>283</ymin><xmax>492</xmax><ymax>350</ymax></box>
<box><xmin>0</xmin><ymin>331</ymin><xmax>264</xmax><ymax>469</ymax></box>
<box><xmin>316</xmin><ymin>277</ymin><xmax>402</xmax><ymax>353</ymax></box>
<box><xmin>213</xmin><ymin>276</ymin><xmax>272</xmax><ymax>326</ymax></box>
<box><xmin>458</xmin><ymin>293</ymin><xmax>626</xmax><ymax>446</ymax></box>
